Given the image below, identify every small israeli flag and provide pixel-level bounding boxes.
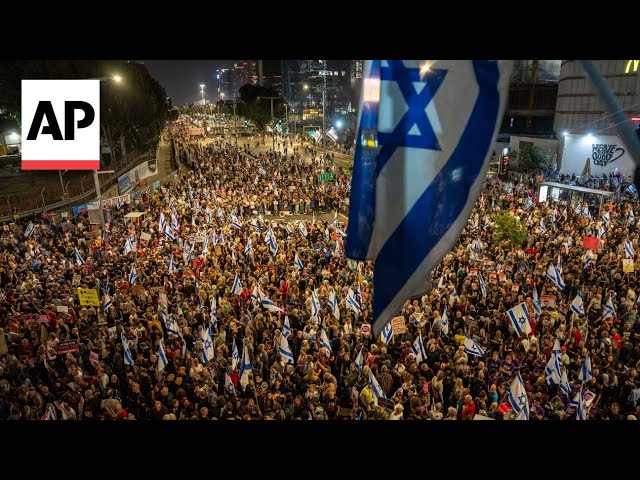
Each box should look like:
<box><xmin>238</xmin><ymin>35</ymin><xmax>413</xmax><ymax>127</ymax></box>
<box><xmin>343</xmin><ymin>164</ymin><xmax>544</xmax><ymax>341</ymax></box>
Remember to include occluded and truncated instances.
<box><xmin>463</xmin><ymin>337</ymin><xmax>485</xmax><ymax>357</ymax></box>
<box><xmin>73</xmin><ymin>247</ymin><xmax>85</xmax><ymax>265</ymax></box>
<box><xmin>381</xmin><ymin>322</ymin><xmax>394</xmax><ymax>344</ymax></box>
<box><xmin>231</xmin><ymin>340</ymin><xmax>240</xmax><ymax>372</ymax></box>
<box><xmin>603</xmin><ymin>295</ymin><xmax>616</xmax><ymax>319</ymax></box>
<box><xmin>225</xmin><ymin>372</ymin><xmax>237</xmax><ymax>396</ymax></box>
<box><xmin>602</xmin><ymin>211</ymin><xmax>610</xmax><ymax>225</ymax></box>
<box><xmin>545</xmin><ymin>338</ymin><xmax>563</xmax><ymax>385</ymax></box>
<box><xmin>244</xmin><ymin>237</ymin><xmax>252</xmax><ymax>256</ymax></box>
<box><xmin>412</xmin><ymin>332</ymin><xmax>427</xmax><ymax>363</ymax></box>
<box><xmin>539</xmin><ymin>218</ymin><xmax>546</xmax><ymax>234</ymax></box>
<box><xmin>508</xmin><ymin>372</ymin><xmax>529</xmax><ymax>420</ymax></box>
<box><xmin>597</xmin><ymin>225</ymin><xmax>606</xmax><ymax>239</ymax></box>
<box><xmin>369</xmin><ymin>370</ymin><xmax>386</xmax><ymax>406</ymax></box>
<box><xmin>205</xmin><ymin>209</ymin><xmax>212</xmax><ymax>224</ymax></box>
<box><xmin>319</xmin><ymin>327</ymin><xmax>332</xmax><ymax>352</ymax></box>
<box><xmin>524</xmin><ymin>196</ymin><xmax>533</xmax><ymax>210</ymax></box>
<box><xmin>345</xmin><ymin>60</ymin><xmax>511</xmax><ymax>338</ymax></box>
<box><xmin>546</xmin><ymin>263</ymin><xmax>565</xmax><ymax>290</ymax></box>
<box><xmin>230</xmin><ymin>213</ymin><xmax>242</xmax><ymax>229</ymax></box>
<box><xmin>231</xmin><ymin>274</ymin><xmax>244</xmax><ymax>295</ymax></box>
<box><xmin>122</xmin><ymin>334</ymin><xmax>134</xmax><ymax>366</ymax></box>
<box><xmin>201</xmin><ymin>325</ymin><xmax>215</xmax><ymax>363</ymax></box>
<box><xmin>259</xmin><ymin>287</ymin><xmax>283</xmax><ymax>312</ymax></box>
<box><xmin>216</xmin><ymin>206</ymin><xmax>224</xmax><ymax>221</ymax></box>
<box><xmin>168</xmin><ymin>255</ymin><xmax>175</xmax><ymax>274</ymax></box>
<box><xmin>628</xmin><ymin>209</ymin><xmax>635</xmax><ymax>224</ymax></box>
<box><xmin>328</xmin><ymin>289</ymin><xmax>340</xmax><ymax>320</ymax></box>
<box><xmin>507</xmin><ymin>302</ymin><xmax>532</xmax><ymax>336</ymax></box>
<box><xmin>279</xmin><ymin>335</ymin><xmax>294</xmax><ymax>364</ymax></box>
<box><xmin>478</xmin><ymin>271</ymin><xmax>487</xmax><ymax>298</ymax></box>
<box><xmin>441</xmin><ymin>308</ymin><xmax>449</xmax><ymax>336</ymax></box>
<box><xmin>532</xmin><ymin>286</ymin><xmax>541</xmax><ymax>321</ymax></box>
<box><xmin>239</xmin><ymin>343</ymin><xmax>252</xmax><ymax>390</ymax></box>
<box><xmin>251</xmin><ymin>218</ymin><xmax>261</xmax><ymax>233</ymax></box>
<box><xmin>124</xmin><ymin>236</ymin><xmax>134</xmax><ymax>255</ymax></box>
<box><xmin>210</xmin><ymin>296</ymin><xmax>218</xmax><ymax>329</ymax></box>
<box><xmin>171</xmin><ymin>210</ymin><xmax>179</xmax><ymax>231</ymax></box>
<box><xmin>354</xmin><ymin>347</ymin><xmax>364</xmax><ymax>372</ymax></box>
<box><xmin>282</xmin><ymin>316</ymin><xmax>292</xmax><ymax>339</ymax></box>
<box><xmin>294</xmin><ymin>252</ymin><xmax>304</xmax><ymax>270</ymax></box>
<box><xmin>164</xmin><ymin>225</ymin><xmax>175</xmax><ymax>242</ymax></box>
<box><xmin>570</xmin><ymin>294</ymin><xmax>585</xmax><ymax>316</ymax></box>
<box><xmin>250</xmin><ymin>284</ymin><xmax>260</xmax><ymax>306</ymax></box>
<box><xmin>157</xmin><ymin>341</ymin><xmax>168</xmax><ymax>372</ymax></box>
<box><xmin>560</xmin><ymin>367</ymin><xmax>571</xmax><ymax>396</ymax></box>
<box><xmin>573</xmin><ymin>387</ymin><xmax>588</xmax><ymax>420</ymax></box>
<box><xmin>298</xmin><ymin>220</ymin><xmax>308</xmax><ymax>237</ymax></box>
<box><xmin>159</xmin><ymin>212</ymin><xmax>166</xmax><ymax>232</ymax></box>
<box><xmin>624</xmin><ymin>239</ymin><xmax>635</xmax><ymax>259</ymax></box>
<box><xmin>103</xmin><ymin>293</ymin><xmax>113</xmax><ymax>315</ymax></box>
<box><xmin>578</xmin><ymin>352</ymin><xmax>593</xmax><ymax>383</ymax></box>
<box><xmin>311</xmin><ymin>290</ymin><xmax>321</xmax><ymax>318</ymax></box>
<box><xmin>346</xmin><ymin>288</ymin><xmax>362</xmax><ymax>315</ymax></box>
<box><xmin>24</xmin><ymin>222</ymin><xmax>35</xmax><ymax>238</ymax></box>
<box><xmin>266</xmin><ymin>227</ymin><xmax>278</xmax><ymax>256</ymax></box>
<box><xmin>128</xmin><ymin>264</ymin><xmax>137</xmax><ymax>285</ymax></box>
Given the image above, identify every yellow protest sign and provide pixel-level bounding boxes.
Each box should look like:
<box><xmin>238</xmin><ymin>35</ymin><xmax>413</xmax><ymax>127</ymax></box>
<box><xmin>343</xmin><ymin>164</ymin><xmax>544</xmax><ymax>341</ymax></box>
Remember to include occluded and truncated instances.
<box><xmin>77</xmin><ymin>288</ymin><xmax>100</xmax><ymax>306</ymax></box>
<box><xmin>623</xmin><ymin>259</ymin><xmax>634</xmax><ymax>273</ymax></box>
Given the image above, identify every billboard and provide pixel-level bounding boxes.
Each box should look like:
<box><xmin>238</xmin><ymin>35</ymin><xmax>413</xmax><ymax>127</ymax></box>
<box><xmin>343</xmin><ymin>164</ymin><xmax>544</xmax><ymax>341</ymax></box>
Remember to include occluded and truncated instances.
<box><xmin>118</xmin><ymin>160</ymin><xmax>158</xmax><ymax>195</ymax></box>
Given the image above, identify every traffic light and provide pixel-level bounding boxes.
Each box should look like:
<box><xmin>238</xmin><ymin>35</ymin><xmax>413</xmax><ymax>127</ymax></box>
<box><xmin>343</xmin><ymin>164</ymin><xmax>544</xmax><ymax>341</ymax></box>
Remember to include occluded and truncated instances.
<box><xmin>500</xmin><ymin>155</ymin><xmax>510</xmax><ymax>175</ymax></box>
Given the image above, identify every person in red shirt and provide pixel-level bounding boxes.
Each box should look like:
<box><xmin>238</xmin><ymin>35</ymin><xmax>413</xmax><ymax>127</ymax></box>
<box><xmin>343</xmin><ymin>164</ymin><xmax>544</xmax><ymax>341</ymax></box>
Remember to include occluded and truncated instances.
<box><xmin>461</xmin><ymin>394</ymin><xmax>476</xmax><ymax>420</ymax></box>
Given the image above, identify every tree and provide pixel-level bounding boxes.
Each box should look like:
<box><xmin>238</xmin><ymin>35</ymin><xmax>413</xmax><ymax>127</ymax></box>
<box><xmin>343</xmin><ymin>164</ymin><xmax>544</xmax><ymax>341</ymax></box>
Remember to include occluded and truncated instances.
<box><xmin>238</xmin><ymin>84</ymin><xmax>285</xmax><ymax>129</ymax></box>
<box><xmin>491</xmin><ymin>212</ymin><xmax>528</xmax><ymax>247</ymax></box>
<box><xmin>517</xmin><ymin>144</ymin><xmax>551</xmax><ymax>171</ymax></box>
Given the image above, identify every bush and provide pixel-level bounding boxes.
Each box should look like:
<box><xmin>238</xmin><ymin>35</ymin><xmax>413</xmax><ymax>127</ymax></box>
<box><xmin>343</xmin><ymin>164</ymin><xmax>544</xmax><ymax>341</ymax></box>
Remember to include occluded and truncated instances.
<box><xmin>491</xmin><ymin>212</ymin><xmax>528</xmax><ymax>247</ymax></box>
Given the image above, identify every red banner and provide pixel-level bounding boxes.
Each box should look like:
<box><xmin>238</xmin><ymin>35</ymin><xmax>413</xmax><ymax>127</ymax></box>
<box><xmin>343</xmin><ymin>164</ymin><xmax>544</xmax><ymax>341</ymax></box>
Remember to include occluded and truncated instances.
<box><xmin>582</xmin><ymin>236</ymin><xmax>599</xmax><ymax>250</ymax></box>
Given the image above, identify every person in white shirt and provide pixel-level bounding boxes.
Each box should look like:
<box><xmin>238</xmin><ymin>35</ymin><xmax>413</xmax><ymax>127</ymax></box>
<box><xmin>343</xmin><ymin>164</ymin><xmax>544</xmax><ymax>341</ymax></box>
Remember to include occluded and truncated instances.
<box><xmin>389</xmin><ymin>403</ymin><xmax>404</xmax><ymax>420</ymax></box>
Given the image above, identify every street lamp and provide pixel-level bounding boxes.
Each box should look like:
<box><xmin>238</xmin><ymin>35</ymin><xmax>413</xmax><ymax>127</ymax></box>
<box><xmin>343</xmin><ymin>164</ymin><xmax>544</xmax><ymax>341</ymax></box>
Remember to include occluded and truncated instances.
<box><xmin>112</xmin><ymin>74</ymin><xmax>122</xmax><ymax>83</ymax></box>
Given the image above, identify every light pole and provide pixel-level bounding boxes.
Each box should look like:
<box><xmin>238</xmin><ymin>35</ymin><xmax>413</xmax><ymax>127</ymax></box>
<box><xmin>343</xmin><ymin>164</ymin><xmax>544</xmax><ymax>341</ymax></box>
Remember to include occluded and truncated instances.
<box><xmin>232</xmin><ymin>102</ymin><xmax>238</xmax><ymax>148</ymax></box>
<box><xmin>260</xmin><ymin>96</ymin><xmax>280</xmax><ymax>151</ymax></box>
<box><xmin>200</xmin><ymin>84</ymin><xmax>206</xmax><ymax>133</ymax></box>
<box><xmin>93</xmin><ymin>170</ymin><xmax>115</xmax><ymax>234</ymax></box>
<box><xmin>99</xmin><ymin>74</ymin><xmax>124</xmax><ymax>170</ymax></box>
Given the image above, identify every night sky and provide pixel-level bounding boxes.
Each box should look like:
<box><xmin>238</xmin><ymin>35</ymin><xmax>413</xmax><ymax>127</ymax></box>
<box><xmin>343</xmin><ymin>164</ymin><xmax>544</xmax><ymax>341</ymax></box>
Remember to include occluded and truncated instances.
<box><xmin>142</xmin><ymin>60</ymin><xmax>239</xmax><ymax>106</ymax></box>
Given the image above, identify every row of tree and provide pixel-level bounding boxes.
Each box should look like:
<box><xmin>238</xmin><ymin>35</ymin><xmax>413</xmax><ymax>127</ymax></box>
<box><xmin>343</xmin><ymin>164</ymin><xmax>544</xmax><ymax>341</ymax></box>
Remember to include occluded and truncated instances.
<box><xmin>0</xmin><ymin>60</ymin><xmax>172</xmax><ymax>166</ymax></box>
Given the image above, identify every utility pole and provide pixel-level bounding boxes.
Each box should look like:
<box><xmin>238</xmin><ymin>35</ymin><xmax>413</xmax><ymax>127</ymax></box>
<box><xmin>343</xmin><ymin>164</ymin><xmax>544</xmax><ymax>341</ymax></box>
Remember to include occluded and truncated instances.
<box><xmin>322</xmin><ymin>64</ymin><xmax>327</xmax><ymax>163</ymax></box>
<box><xmin>262</xmin><ymin>96</ymin><xmax>280</xmax><ymax>152</ymax></box>
<box><xmin>93</xmin><ymin>170</ymin><xmax>115</xmax><ymax>234</ymax></box>
<box><xmin>232</xmin><ymin>102</ymin><xmax>238</xmax><ymax>148</ymax></box>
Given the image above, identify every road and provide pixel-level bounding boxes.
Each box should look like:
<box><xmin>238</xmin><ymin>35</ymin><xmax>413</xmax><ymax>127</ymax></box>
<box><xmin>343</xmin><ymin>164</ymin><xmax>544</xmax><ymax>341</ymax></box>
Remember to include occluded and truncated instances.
<box><xmin>208</xmin><ymin>133</ymin><xmax>355</xmax><ymax>170</ymax></box>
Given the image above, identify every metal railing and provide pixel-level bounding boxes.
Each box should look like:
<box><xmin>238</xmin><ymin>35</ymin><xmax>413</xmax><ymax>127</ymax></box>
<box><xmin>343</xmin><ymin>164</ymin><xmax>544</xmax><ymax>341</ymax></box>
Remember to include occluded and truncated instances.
<box><xmin>0</xmin><ymin>150</ymin><xmax>153</xmax><ymax>223</ymax></box>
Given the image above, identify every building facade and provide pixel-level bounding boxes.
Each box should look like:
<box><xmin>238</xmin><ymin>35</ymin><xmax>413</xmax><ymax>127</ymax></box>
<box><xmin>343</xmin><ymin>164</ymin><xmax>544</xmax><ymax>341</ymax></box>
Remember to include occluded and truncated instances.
<box><xmin>555</xmin><ymin>60</ymin><xmax>640</xmax><ymax>177</ymax></box>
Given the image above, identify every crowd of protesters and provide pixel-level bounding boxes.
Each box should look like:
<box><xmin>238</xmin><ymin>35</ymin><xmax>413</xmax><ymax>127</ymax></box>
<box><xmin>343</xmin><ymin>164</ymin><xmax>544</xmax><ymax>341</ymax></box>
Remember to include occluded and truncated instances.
<box><xmin>0</xmin><ymin>126</ymin><xmax>639</xmax><ymax>421</ymax></box>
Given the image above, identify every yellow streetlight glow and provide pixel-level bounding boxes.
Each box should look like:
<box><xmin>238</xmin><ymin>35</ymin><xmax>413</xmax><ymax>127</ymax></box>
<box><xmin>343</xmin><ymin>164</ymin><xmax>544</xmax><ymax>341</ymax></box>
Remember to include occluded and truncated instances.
<box><xmin>420</xmin><ymin>63</ymin><xmax>431</xmax><ymax>75</ymax></box>
<box><xmin>112</xmin><ymin>74</ymin><xmax>122</xmax><ymax>83</ymax></box>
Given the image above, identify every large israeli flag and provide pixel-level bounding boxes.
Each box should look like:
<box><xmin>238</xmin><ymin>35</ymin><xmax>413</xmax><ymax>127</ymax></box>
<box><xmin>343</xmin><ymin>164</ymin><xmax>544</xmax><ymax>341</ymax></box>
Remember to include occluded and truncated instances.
<box><xmin>347</xmin><ymin>60</ymin><xmax>511</xmax><ymax>337</ymax></box>
<box><xmin>354</xmin><ymin>347</ymin><xmax>364</xmax><ymax>372</ymax></box>
<box><xmin>294</xmin><ymin>253</ymin><xmax>304</xmax><ymax>270</ymax></box>
<box><xmin>546</xmin><ymin>263</ymin><xmax>565</xmax><ymax>290</ymax></box>
<box><xmin>463</xmin><ymin>337</ymin><xmax>485</xmax><ymax>357</ymax></box>
<box><xmin>346</xmin><ymin>288</ymin><xmax>362</xmax><ymax>315</ymax></box>
<box><xmin>319</xmin><ymin>327</ymin><xmax>332</xmax><ymax>352</ymax></box>
<box><xmin>73</xmin><ymin>247</ymin><xmax>85</xmax><ymax>265</ymax></box>
<box><xmin>159</xmin><ymin>212</ymin><xmax>166</xmax><ymax>232</ymax></box>
<box><xmin>259</xmin><ymin>286</ymin><xmax>283</xmax><ymax>313</ymax></box>
<box><xmin>244</xmin><ymin>237</ymin><xmax>252</xmax><ymax>256</ymax></box>
<box><xmin>507</xmin><ymin>302</ymin><xmax>532</xmax><ymax>336</ymax></box>
<box><xmin>128</xmin><ymin>264</ymin><xmax>137</xmax><ymax>285</ymax></box>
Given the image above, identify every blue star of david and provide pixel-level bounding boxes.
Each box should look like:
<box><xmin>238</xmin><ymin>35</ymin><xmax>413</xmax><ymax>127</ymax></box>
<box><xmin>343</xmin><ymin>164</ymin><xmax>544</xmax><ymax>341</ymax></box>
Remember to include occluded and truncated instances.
<box><xmin>518</xmin><ymin>316</ymin><xmax>527</xmax><ymax>325</ymax></box>
<box><xmin>204</xmin><ymin>339</ymin><xmax>212</xmax><ymax>350</ymax></box>
<box><xmin>518</xmin><ymin>392</ymin><xmax>527</xmax><ymax>406</ymax></box>
<box><xmin>376</xmin><ymin>60</ymin><xmax>447</xmax><ymax>172</ymax></box>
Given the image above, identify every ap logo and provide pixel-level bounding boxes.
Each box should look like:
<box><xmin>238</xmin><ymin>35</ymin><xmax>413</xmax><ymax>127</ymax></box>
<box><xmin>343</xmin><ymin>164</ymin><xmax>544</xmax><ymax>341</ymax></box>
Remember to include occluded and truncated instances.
<box><xmin>22</xmin><ymin>79</ymin><xmax>100</xmax><ymax>170</ymax></box>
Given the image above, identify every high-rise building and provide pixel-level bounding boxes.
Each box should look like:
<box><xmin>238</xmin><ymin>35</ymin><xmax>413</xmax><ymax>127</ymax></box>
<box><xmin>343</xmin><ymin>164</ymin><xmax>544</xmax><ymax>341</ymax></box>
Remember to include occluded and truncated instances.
<box><xmin>500</xmin><ymin>60</ymin><xmax>561</xmax><ymax>137</ymax></box>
